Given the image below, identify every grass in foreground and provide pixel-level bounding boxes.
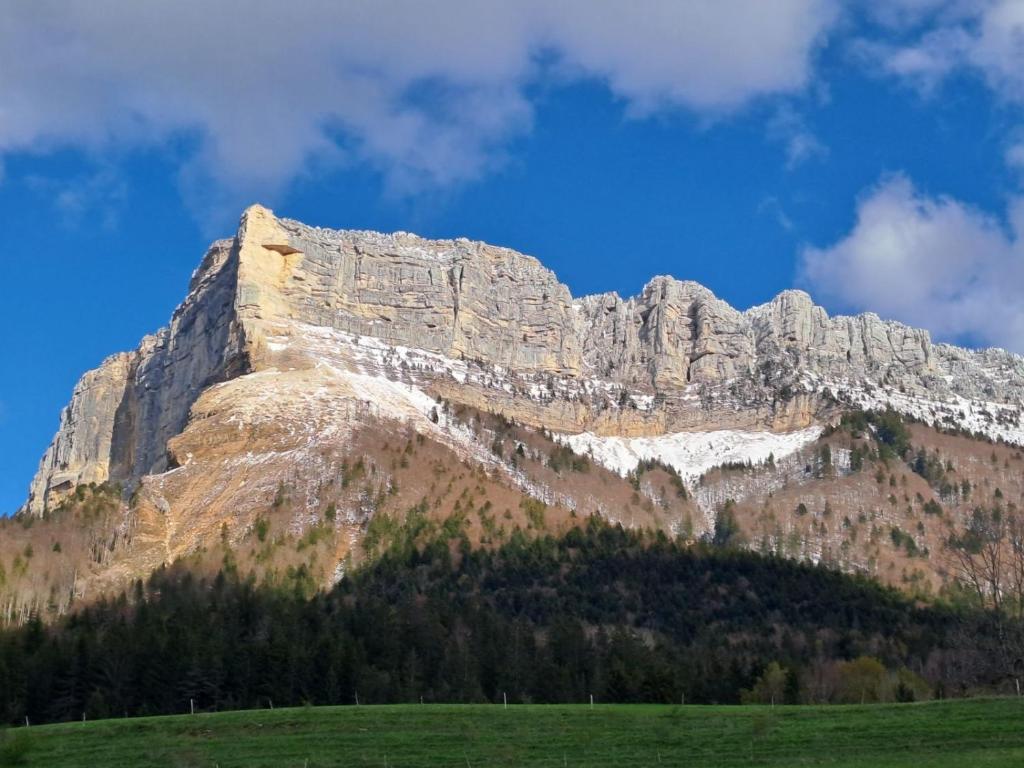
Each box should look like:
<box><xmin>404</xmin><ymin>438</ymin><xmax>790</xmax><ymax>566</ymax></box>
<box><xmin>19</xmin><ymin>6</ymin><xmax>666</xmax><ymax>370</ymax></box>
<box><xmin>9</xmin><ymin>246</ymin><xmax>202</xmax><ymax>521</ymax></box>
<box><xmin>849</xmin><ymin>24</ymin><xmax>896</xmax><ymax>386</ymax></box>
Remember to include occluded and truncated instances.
<box><xmin>3</xmin><ymin>698</ymin><xmax>1024</xmax><ymax>768</ymax></box>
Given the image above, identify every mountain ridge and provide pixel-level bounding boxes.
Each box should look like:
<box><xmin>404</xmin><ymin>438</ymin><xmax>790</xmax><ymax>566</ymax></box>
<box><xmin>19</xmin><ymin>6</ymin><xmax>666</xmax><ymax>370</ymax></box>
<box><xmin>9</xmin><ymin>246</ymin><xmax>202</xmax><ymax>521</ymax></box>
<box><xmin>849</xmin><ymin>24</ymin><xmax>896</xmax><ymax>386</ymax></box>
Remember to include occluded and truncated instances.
<box><xmin>25</xmin><ymin>204</ymin><xmax>1024</xmax><ymax>517</ymax></box>
<box><xmin>5</xmin><ymin>203</ymin><xmax>1024</xmax><ymax>622</ymax></box>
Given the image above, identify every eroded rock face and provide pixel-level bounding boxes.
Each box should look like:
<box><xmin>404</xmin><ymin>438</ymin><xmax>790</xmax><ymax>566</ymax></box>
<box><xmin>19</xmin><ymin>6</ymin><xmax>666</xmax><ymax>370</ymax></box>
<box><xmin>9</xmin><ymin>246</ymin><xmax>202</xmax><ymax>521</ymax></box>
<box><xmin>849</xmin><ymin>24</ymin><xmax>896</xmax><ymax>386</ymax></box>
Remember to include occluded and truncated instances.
<box><xmin>27</xmin><ymin>237</ymin><xmax>245</xmax><ymax>514</ymax></box>
<box><xmin>24</xmin><ymin>204</ymin><xmax>1024</xmax><ymax>516</ymax></box>
<box><xmin>28</xmin><ymin>352</ymin><xmax>134</xmax><ymax>509</ymax></box>
<box><xmin>250</xmin><ymin>209</ymin><xmax>584</xmax><ymax>375</ymax></box>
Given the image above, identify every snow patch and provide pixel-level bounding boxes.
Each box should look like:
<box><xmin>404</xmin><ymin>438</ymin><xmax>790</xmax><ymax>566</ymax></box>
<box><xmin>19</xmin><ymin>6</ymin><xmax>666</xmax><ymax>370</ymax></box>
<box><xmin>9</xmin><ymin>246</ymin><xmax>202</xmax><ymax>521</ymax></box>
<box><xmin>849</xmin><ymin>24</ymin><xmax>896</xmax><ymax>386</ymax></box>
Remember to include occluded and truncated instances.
<box><xmin>556</xmin><ymin>427</ymin><xmax>823</xmax><ymax>482</ymax></box>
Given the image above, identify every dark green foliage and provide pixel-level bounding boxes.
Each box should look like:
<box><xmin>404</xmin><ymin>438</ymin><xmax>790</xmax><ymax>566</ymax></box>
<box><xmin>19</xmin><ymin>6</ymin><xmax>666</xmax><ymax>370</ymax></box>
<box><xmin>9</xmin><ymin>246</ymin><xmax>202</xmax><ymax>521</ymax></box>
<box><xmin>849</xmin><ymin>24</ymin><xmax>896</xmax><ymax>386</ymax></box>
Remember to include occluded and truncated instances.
<box><xmin>817</xmin><ymin>444</ymin><xmax>833</xmax><ymax>478</ymax></box>
<box><xmin>712</xmin><ymin>501</ymin><xmax>744</xmax><ymax>549</ymax></box>
<box><xmin>872</xmin><ymin>411</ymin><xmax>912</xmax><ymax>460</ymax></box>
<box><xmin>253</xmin><ymin>516</ymin><xmax>270</xmax><ymax>543</ymax></box>
<box><xmin>850</xmin><ymin>444</ymin><xmax>866</xmax><ymax>472</ymax></box>
<box><xmin>0</xmin><ymin>521</ymin><xmax>994</xmax><ymax>726</ymax></box>
<box><xmin>632</xmin><ymin>458</ymin><xmax>689</xmax><ymax>499</ymax></box>
<box><xmin>912</xmin><ymin>448</ymin><xmax>948</xmax><ymax>489</ymax></box>
<box><xmin>547</xmin><ymin>444</ymin><xmax>589</xmax><ymax>474</ymax></box>
<box><xmin>520</xmin><ymin>498</ymin><xmax>547</xmax><ymax>529</ymax></box>
<box><xmin>323</xmin><ymin>503</ymin><xmax>337</xmax><ymax>523</ymax></box>
<box><xmin>840</xmin><ymin>409</ymin><xmax>911</xmax><ymax>460</ymax></box>
<box><xmin>340</xmin><ymin>457</ymin><xmax>366</xmax><ymax>488</ymax></box>
<box><xmin>889</xmin><ymin>527</ymin><xmax>923</xmax><ymax>557</ymax></box>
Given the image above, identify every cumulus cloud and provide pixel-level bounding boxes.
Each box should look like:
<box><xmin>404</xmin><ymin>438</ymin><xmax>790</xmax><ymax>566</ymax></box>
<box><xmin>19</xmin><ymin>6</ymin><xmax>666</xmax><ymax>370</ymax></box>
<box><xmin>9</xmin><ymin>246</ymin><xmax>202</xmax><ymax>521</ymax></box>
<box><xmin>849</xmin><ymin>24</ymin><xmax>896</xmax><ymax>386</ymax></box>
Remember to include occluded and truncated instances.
<box><xmin>800</xmin><ymin>174</ymin><xmax>1024</xmax><ymax>353</ymax></box>
<box><xmin>0</xmin><ymin>1</ymin><xmax>837</xmax><ymax>212</ymax></box>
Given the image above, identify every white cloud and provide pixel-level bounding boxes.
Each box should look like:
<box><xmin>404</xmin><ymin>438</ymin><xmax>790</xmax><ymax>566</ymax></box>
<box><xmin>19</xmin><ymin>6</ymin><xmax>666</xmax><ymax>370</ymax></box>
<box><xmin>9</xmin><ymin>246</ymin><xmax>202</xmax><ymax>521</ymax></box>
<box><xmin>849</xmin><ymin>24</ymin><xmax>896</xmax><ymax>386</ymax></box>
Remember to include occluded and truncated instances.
<box><xmin>854</xmin><ymin>29</ymin><xmax>969</xmax><ymax>95</ymax></box>
<box><xmin>863</xmin><ymin>0</ymin><xmax>1024</xmax><ymax>103</ymax></box>
<box><xmin>757</xmin><ymin>196</ymin><xmax>796</xmax><ymax>231</ymax></box>
<box><xmin>1008</xmin><ymin>142</ymin><xmax>1024</xmax><ymax>175</ymax></box>
<box><xmin>0</xmin><ymin>1</ymin><xmax>838</xmax><ymax>212</ymax></box>
<box><xmin>800</xmin><ymin>174</ymin><xmax>1024</xmax><ymax>353</ymax></box>
<box><xmin>767</xmin><ymin>105</ymin><xmax>828</xmax><ymax>168</ymax></box>
<box><xmin>25</xmin><ymin>167</ymin><xmax>127</xmax><ymax>229</ymax></box>
<box><xmin>862</xmin><ymin>0</ymin><xmax>977</xmax><ymax>30</ymax></box>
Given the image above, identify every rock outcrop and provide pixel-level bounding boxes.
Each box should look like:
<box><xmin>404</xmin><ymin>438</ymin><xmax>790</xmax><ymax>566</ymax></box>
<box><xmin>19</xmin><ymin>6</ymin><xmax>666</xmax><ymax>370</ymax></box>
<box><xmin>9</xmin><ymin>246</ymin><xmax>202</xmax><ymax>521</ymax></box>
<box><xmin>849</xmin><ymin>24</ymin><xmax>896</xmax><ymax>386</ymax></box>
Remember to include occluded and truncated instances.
<box><xmin>24</xmin><ymin>205</ymin><xmax>1024</xmax><ymax>516</ymax></box>
<box><xmin>28</xmin><ymin>238</ymin><xmax>246</xmax><ymax>515</ymax></box>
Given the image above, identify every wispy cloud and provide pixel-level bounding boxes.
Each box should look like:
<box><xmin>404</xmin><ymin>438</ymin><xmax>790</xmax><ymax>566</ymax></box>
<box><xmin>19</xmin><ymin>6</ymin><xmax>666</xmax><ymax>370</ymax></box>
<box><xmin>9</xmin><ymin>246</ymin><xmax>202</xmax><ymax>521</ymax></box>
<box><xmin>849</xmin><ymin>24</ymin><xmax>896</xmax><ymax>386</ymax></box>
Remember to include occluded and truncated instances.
<box><xmin>24</xmin><ymin>167</ymin><xmax>127</xmax><ymax>229</ymax></box>
<box><xmin>767</xmin><ymin>105</ymin><xmax>828</xmax><ymax>169</ymax></box>
<box><xmin>758</xmin><ymin>196</ymin><xmax>796</xmax><ymax>232</ymax></box>
<box><xmin>857</xmin><ymin>1</ymin><xmax>1024</xmax><ymax>107</ymax></box>
<box><xmin>1007</xmin><ymin>141</ymin><xmax>1024</xmax><ymax>178</ymax></box>
<box><xmin>0</xmin><ymin>1</ymin><xmax>839</xmax><ymax>215</ymax></box>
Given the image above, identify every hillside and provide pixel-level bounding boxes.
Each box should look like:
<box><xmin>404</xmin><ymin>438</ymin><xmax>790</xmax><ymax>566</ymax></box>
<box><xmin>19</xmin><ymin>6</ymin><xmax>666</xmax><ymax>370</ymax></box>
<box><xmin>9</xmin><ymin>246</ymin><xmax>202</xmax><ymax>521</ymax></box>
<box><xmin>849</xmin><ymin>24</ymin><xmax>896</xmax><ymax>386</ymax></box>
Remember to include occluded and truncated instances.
<box><xmin>3</xmin><ymin>205</ymin><xmax>1024</xmax><ymax>620</ymax></box>
<box><xmin>4</xmin><ymin>700</ymin><xmax>1024</xmax><ymax>768</ymax></box>
<box><xmin>4</xmin><ymin>522</ymin><xmax>1017</xmax><ymax>728</ymax></box>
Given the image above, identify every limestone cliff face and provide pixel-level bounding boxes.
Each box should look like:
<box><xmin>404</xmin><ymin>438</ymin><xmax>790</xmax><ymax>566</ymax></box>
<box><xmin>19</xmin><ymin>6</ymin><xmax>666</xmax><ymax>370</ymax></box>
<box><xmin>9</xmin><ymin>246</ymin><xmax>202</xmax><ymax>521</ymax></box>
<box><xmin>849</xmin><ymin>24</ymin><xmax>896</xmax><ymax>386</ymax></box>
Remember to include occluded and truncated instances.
<box><xmin>25</xmin><ymin>205</ymin><xmax>1024</xmax><ymax>516</ymax></box>
<box><xmin>27</xmin><ymin>234</ymin><xmax>245</xmax><ymax>514</ymax></box>
<box><xmin>27</xmin><ymin>352</ymin><xmax>134</xmax><ymax>509</ymax></box>
<box><xmin>247</xmin><ymin>209</ymin><xmax>584</xmax><ymax>375</ymax></box>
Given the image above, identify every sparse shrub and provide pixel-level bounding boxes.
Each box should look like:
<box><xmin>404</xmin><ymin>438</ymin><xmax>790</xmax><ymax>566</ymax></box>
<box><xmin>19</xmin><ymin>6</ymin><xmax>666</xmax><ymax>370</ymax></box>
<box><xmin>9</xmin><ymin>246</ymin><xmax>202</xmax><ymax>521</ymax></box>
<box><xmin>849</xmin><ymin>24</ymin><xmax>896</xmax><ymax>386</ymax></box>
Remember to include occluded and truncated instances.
<box><xmin>521</xmin><ymin>498</ymin><xmax>547</xmax><ymax>529</ymax></box>
<box><xmin>547</xmin><ymin>444</ymin><xmax>589</xmax><ymax>474</ymax></box>
<box><xmin>894</xmin><ymin>668</ymin><xmax>930</xmax><ymax>702</ymax></box>
<box><xmin>837</xmin><ymin>656</ymin><xmax>888</xmax><ymax>704</ymax></box>
<box><xmin>712</xmin><ymin>501</ymin><xmax>744</xmax><ymax>549</ymax></box>
<box><xmin>272</xmin><ymin>482</ymin><xmax>287</xmax><ymax>509</ymax></box>
<box><xmin>850</xmin><ymin>445</ymin><xmax>865</xmax><ymax>472</ymax></box>
<box><xmin>741</xmin><ymin>661</ymin><xmax>789</xmax><ymax>706</ymax></box>
<box><xmin>634</xmin><ymin>458</ymin><xmax>688</xmax><ymax>499</ymax></box>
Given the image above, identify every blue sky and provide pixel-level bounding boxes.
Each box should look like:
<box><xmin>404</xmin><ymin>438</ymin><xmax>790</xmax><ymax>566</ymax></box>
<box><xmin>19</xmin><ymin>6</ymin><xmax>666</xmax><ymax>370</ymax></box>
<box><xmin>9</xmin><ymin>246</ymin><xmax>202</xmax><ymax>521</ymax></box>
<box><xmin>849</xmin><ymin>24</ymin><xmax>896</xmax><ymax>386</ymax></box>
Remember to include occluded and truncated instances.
<box><xmin>2</xmin><ymin>0</ymin><xmax>1024</xmax><ymax>514</ymax></box>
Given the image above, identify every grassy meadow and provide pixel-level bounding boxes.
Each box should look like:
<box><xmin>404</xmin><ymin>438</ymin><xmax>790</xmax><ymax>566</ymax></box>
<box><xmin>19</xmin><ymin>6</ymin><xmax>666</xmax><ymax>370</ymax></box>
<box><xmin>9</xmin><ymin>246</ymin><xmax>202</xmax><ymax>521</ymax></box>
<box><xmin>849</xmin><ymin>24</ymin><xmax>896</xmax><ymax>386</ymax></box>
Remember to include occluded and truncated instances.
<box><xmin>2</xmin><ymin>698</ymin><xmax>1024</xmax><ymax>767</ymax></box>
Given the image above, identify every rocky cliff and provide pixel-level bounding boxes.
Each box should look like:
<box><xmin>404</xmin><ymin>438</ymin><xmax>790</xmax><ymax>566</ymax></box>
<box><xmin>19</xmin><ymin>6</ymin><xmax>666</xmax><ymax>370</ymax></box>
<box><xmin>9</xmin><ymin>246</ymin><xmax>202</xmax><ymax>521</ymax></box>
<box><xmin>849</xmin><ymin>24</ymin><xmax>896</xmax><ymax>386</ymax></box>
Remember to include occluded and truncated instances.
<box><xmin>25</xmin><ymin>204</ymin><xmax>1024</xmax><ymax>518</ymax></box>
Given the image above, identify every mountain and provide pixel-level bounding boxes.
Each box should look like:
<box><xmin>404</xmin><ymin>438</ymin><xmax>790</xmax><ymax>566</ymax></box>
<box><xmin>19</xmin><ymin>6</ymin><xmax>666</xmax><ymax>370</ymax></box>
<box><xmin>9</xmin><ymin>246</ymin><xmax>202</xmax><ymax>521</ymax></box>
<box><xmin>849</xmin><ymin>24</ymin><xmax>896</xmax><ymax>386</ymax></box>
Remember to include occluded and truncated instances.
<box><xmin>3</xmin><ymin>204</ymin><xmax>1024</xmax><ymax>622</ymax></box>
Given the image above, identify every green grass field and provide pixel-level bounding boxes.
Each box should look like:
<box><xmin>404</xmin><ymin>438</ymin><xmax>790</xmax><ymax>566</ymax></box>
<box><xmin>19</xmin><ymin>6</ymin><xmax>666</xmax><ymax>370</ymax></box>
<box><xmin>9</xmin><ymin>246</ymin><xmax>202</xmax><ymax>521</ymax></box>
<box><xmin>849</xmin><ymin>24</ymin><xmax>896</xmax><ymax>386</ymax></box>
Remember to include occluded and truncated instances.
<box><xmin>3</xmin><ymin>699</ymin><xmax>1023</xmax><ymax>767</ymax></box>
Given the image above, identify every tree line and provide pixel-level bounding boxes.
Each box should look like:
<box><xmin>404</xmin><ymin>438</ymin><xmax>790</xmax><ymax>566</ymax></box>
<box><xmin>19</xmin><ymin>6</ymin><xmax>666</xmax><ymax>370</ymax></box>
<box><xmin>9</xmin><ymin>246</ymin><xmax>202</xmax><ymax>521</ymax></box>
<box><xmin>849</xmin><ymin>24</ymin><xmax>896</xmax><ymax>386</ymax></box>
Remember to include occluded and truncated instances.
<box><xmin>0</xmin><ymin>519</ymin><xmax>1014</xmax><ymax>725</ymax></box>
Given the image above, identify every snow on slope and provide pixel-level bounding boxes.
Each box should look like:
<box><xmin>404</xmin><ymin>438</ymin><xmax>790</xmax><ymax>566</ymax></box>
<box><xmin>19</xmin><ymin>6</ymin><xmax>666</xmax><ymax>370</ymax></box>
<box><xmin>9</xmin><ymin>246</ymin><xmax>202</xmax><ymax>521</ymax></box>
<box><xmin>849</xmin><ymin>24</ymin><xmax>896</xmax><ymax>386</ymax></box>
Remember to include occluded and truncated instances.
<box><xmin>555</xmin><ymin>427</ymin><xmax>823</xmax><ymax>481</ymax></box>
<box><xmin>266</xmin><ymin>321</ymin><xmax>656</xmax><ymax>411</ymax></box>
<box><xmin>818</xmin><ymin>378</ymin><xmax>1024</xmax><ymax>446</ymax></box>
<box><xmin>263</xmin><ymin>320</ymin><xmax>1022</xmax><ymax>493</ymax></box>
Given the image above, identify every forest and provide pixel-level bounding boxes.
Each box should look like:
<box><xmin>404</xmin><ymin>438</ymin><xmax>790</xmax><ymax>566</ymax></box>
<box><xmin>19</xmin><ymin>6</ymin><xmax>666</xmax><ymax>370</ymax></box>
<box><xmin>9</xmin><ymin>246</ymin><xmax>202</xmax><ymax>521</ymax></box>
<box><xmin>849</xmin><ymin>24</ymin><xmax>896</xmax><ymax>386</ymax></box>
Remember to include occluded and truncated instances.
<box><xmin>0</xmin><ymin>516</ymin><xmax>1015</xmax><ymax>725</ymax></box>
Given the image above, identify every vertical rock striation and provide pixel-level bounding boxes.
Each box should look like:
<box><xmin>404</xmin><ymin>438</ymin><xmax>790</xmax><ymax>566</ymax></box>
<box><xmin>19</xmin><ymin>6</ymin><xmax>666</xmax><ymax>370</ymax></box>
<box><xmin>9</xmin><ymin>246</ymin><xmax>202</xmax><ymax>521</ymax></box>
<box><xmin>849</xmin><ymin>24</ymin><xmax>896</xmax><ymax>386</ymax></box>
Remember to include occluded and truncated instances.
<box><xmin>24</xmin><ymin>205</ymin><xmax>1024</xmax><ymax>515</ymax></box>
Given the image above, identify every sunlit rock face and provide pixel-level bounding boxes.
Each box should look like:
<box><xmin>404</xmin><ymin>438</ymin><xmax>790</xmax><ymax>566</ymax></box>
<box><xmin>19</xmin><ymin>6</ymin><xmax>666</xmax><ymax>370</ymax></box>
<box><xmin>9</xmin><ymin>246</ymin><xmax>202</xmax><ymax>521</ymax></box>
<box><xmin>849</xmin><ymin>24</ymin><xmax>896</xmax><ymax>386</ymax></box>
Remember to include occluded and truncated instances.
<box><xmin>26</xmin><ymin>204</ymin><xmax>1024</xmax><ymax>517</ymax></box>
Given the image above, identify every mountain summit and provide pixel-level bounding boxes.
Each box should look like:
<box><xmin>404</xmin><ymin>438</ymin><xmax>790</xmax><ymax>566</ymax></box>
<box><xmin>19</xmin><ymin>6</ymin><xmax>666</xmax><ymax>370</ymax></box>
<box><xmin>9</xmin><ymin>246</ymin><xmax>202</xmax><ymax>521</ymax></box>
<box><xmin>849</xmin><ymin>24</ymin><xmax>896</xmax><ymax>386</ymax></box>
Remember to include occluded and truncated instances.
<box><xmin>7</xmin><ymin>206</ymin><xmax>1024</xmax><ymax>620</ymax></box>
<box><xmin>29</xmin><ymin>205</ymin><xmax>1024</xmax><ymax>517</ymax></box>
